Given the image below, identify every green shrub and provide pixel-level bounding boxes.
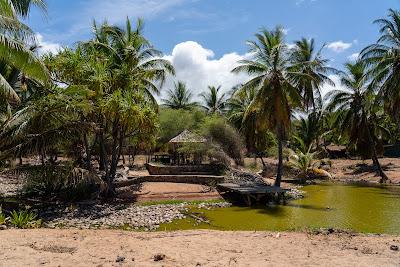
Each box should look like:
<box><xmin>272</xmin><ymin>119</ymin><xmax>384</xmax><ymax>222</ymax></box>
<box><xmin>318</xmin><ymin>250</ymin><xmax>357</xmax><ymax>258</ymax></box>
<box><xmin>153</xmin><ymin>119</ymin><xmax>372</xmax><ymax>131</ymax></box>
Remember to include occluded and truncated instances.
<box><xmin>158</xmin><ymin>108</ymin><xmax>206</xmax><ymax>147</ymax></box>
<box><xmin>200</xmin><ymin>116</ymin><xmax>244</xmax><ymax>165</ymax></box>
<box><xmin>9</xmin><ymin>210</ymin><xmax>42</xmax><ymax>229</ymax></box>
<box><xmin>16</xmin><ymin>164</ymin><xmax>104</xmax><ymax>201</ymax></box>
<box><xmin>0</xmin><ymin>207</ymin><xmax>8</xmax><ymax>225</ymax></box>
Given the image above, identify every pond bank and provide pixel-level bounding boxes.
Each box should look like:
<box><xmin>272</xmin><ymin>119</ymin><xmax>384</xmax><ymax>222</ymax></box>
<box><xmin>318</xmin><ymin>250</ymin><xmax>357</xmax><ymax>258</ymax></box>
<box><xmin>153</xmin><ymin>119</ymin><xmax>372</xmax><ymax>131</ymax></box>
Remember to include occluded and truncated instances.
<box><xmin>0</xmin><ymin>229</ymin><xmax>398</xmax><ymax>266</ymax></box>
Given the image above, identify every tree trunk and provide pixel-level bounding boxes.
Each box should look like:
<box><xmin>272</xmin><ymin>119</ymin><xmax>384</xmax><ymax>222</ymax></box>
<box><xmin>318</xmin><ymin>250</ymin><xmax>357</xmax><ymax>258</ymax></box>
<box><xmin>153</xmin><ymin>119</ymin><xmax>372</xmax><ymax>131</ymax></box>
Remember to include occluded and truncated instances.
<box><xmin>108</xmin><ymin>129</ymin><xmax>119</xmax><ymax>183</ymax></box>
<box><xmin>259</xmin><ymin>155</ymin><xmax>266</xmax><ymax>167</ymax></box>
<box><xmin>98</xmin><ymin>131</ymin><xmax>107</xmax><ymax>171</ymax></box>
<box><xmin>365</xmin><ymin>117</ymin><xmax>389</xmax><ymax>183</ymax></box>
<box><xmin>274</xmin><ymin>138</ymin><xmax>283</xmax><ymax>187</ymax></box>
<box><xmin>83</xmin><ymin>133</ymin><xmax>92</xmax><ymax>170</ymax></box>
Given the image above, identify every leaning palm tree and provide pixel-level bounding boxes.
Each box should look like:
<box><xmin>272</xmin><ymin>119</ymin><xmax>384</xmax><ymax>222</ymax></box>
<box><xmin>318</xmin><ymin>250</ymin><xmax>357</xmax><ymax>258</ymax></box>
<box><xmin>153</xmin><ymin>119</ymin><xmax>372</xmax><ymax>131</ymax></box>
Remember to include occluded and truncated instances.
<box><xmin>0</xmin><ymin>0</ymin><xmax>49</xmax><ymax>104</ymax></box>
<box><xmin>290</xmin><ymin>38</ymin><xmax>338</xmax><ymax>110</ymax></box>
<box><xmin>162</xmin><ymin>81</ymin><xmax>198</xmax><ymax>110</ymax></box>
<box><xmin>200</xmin><ymin>85</ymin><xmax>226</xmax><ymax>115</ymax></box>
<box><xmin>325</xmin><ymin>61</ymin><xmax>389</xmax><ymax>183</ymax></box>
<box><xmin>361</xmin><ymin>9</ymin><xmax>400</xmax><ymax>131</ymax></box>
<box><xmin>232</xmin><ymin>27</ymin><xmax>304</xmax><ymax>187</ymax></box>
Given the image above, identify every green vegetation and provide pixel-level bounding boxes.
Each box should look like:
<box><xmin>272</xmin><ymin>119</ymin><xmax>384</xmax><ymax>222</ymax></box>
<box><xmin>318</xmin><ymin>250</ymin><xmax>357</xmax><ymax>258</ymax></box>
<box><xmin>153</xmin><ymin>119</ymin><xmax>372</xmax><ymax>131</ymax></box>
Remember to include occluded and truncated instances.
<box><xmin>1</xmin><ymin>0</ymin><xmax>400</xmax><ymax>207</ymax></box>
<box><xmin>0</xmin><ymin>207</ymin><xmax>7</xmax><ymax>225</ymax></box>
<box><xmin>200</xmin><ymin>85</ymin><xmax>226</xmax><ymax>115</ymax></box>
<box><xmin>231</xmin><ymin>28</ymin><xmax>334</xmax><ymax>186</ymax></box>
<box><xmin>0</xmin><ymin>206</ymin><xmax>41</xmax><ymax>229</ymax></box>
<box><xmin>162</xmin><ymin>81</ymin><xmax>198</xmax><ymax>110</ymax></box>
<box><xmin>9</xmin><ymin>209</ymin><xmax>41</xmax><ymax>228</ymax></box>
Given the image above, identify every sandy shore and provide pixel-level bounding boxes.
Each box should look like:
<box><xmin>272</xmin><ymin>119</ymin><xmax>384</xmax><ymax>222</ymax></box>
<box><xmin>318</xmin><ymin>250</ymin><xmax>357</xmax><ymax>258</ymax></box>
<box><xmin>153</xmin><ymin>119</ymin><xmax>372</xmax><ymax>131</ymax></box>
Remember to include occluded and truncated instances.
<box><xmin>0</xmin><ymin>229</ymin><xmax>398</xmax><ymax>266</ymax></box>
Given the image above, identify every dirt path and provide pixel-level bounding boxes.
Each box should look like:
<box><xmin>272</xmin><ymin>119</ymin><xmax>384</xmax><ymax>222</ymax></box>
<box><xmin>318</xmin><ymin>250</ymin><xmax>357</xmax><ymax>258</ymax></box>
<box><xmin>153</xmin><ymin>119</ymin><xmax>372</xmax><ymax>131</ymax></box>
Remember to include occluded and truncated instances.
<box><xmin>0</xmin><ymin>229</ymin><xmax>398</xmax><ymax>266</ymax></box>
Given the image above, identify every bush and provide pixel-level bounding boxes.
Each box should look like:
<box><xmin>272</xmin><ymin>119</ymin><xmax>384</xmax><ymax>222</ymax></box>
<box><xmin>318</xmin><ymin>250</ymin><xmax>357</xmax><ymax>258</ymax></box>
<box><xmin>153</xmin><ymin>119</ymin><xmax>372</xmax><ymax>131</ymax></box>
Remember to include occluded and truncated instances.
<box><xmin>15</xmin><ymin>164</ymin><xmax>104</xmax><ymax>201</ymax></box>
<box><xmin>0</xmin><ymin>207</ymin><xmax>7</xmax><ymax>225</ymax></box>
<box><xmin>200</xmin><ymin>116</ymin><xmax>245</xmax><ymax>165</ymax></box>
<box><xmin>158</xmin><ymin>108</ymin><xmax>206</xmax><ymax>146</ymax></box>
<box><xmin>9</xmin><ymin>210</ymin><xmax>42</xmax><ymax>229</ymax></box>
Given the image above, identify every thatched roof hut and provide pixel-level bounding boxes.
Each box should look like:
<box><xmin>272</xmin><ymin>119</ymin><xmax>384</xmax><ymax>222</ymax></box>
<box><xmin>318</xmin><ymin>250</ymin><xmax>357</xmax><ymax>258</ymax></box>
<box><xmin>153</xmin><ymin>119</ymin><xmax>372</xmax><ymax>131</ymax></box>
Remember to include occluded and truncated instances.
<box><xmin>169</xmin><ymin>130</ymin><xmax>206</xmax><ymax>144</ymax></box>
<box><xmin>168</xmin><ymin>130</ymin><xmax>206</xmax><ymax>165</ymax></box>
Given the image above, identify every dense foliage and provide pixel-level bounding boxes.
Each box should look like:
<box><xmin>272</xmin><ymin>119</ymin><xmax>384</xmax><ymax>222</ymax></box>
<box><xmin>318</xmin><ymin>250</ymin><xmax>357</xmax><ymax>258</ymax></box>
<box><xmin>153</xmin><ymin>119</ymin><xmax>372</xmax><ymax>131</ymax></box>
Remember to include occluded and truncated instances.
<box><xmin>1</xmin><ymin>0</ymin><xmax>400</xmax><ymax>203</ymax></box>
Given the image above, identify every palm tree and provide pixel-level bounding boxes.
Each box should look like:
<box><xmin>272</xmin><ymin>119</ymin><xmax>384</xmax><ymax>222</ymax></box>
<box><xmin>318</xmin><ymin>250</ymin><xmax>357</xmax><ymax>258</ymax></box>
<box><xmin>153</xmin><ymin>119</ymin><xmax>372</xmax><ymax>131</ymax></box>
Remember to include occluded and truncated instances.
<box><xmin>226</xmin><ymin>85</ymin><xmax>257</xmax><ymax>129</ymax></box>
<box><xmin>0</xmin><ymin>0</ymin><xmax>49</xmax><ymax>104</ymax></box>
<box><xmin>361</xmin><ymin>9</ymin><xmax>400</xmax><ymax>131</ymax></box>
<box><xmin>293</xmin><ymin>111</ymin><xmax>325</xmax><ymax>153</ymax></box>
<box><xmin>326</xmin><ymin>61</ymin><xmax>389</xmax><ymax>183</ymax></box>
<box><xmin>232</xmin><ymin>27</ymin><xmax>305</xmax><ymax>187</ymax></box>
<box><xmin>162</xmin><ymin>81</ymin><xmax>198</xmax><ymax>109</ymax></box>
<box><xmin>98</xmin><ymin>18</ymin><xmax>175</xmax><ymax>105</ymax></box>
<box><xmin>79</xmin><ymin>18</ymin><xmax>174</xmax><ymax>192</ymax></box>
<box><xmin>290</xmin><ymin>38</ymin><xmax>338</xmax><ymax>110</ymax></box>
<box><xmin>200</xmin><ymin>85</ymin><xmax>226</xmax><ymax>114</ymax></box>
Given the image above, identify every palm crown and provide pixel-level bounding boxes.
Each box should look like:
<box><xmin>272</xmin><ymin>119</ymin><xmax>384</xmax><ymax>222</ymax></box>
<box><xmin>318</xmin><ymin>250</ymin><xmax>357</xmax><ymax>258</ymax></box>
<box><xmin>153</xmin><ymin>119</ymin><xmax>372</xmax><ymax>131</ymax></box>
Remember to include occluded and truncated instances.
<box><xmin>162</xmin><ymin>81</ymin><xmax>197</xmax><ymax>110</ymax></box>
<box><xmin>361</xmin><ymin>8</ymin><xmax>400</xmax><ymax>127</ymax></box>
<box><xmin>200</xmin><ymin>85</ymin><xmax>226</xmax><ymax>115</ymax></box>
<box><xmin>0</xmin><ymin>0</ymin><xmax>49</xmax><ymax>105</ymax></box>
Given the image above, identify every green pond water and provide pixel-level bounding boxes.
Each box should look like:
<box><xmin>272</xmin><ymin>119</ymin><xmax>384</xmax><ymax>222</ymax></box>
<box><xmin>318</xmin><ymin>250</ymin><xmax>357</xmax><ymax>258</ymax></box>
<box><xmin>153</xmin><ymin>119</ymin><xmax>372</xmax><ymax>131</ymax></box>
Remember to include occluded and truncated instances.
<box><xmin>160</xmin><ymin>183</ymin><xmax>400</xmax><ymax>234</ymax></box>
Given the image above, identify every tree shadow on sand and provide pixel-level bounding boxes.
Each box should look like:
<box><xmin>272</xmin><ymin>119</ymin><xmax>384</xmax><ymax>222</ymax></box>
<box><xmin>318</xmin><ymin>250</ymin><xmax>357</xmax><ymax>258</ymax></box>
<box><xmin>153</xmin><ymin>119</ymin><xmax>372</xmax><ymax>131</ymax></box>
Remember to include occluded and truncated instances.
<box><xmin>348</xmin><ymin>162</ymin><xmax>395</xmax><ymax>175</ymax></box>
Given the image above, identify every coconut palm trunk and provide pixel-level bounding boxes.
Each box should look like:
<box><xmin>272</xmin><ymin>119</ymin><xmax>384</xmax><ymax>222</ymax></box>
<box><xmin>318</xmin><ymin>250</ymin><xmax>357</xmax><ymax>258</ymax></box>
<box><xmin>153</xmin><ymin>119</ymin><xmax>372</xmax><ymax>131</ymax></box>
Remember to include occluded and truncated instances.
<box><xmin>275</xmin><ymin>138</ymin><xmax>284</xmax><ymax>187</ymax></box>
<box><xmin>365</xmin><ymin>118</ymin><xmax>389</xmax><ymax>183</ymax></box>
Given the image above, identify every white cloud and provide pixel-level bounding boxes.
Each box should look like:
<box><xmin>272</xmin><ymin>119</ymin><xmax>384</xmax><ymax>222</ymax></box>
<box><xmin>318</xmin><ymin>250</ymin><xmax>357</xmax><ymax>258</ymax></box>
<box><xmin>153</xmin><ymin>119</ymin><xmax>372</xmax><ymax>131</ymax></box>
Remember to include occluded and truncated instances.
<box><xmin>327</xmin><ymin>41</ymin><xmax>352</xmax><ymax>53</ymax></box>
<box><xmin>162</xmin><ymin>41</ymin><xmax>250</xmax><ymax>99</ymax></box>
<box><xmin>296</xmin><ymin>0</ymin><xmax>318</xmax><ymax>6</ymax></box>
<box><xmin>35</xmin><ymin>33</ymin><xmax>62</xmax><ymax>55</ymax></box>
<box><xmin>348</xmin><ymin>53</ymin><xmax>359</xmax><ymax>61</ymax></box>
<box><xmin>79</xmin><ymin>0</ymin><xmax>184</xmax><ymax>25</ymax></box>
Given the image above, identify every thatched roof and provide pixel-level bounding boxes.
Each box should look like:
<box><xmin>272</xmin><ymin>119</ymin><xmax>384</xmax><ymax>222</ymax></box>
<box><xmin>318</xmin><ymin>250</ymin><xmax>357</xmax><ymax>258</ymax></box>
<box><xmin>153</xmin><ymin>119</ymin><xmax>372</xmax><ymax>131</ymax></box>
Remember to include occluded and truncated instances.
<box><xmin>169</xmin><ymin>129</ymin><xmax>206</xmax><ymax>144</ymax></box>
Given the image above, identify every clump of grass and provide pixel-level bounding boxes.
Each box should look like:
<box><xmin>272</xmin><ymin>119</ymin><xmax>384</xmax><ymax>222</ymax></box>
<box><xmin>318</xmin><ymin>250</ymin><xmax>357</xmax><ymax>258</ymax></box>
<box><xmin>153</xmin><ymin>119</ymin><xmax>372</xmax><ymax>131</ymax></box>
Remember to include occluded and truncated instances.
<box><xmin>0</xmin><ymin>207</ymin><xmax>8</xmax><ymax>225</ymax></box>
<box><xmin>9</xmin><ymin>210</ymin><xmax>42</xmax><ymax>229</ymax></box>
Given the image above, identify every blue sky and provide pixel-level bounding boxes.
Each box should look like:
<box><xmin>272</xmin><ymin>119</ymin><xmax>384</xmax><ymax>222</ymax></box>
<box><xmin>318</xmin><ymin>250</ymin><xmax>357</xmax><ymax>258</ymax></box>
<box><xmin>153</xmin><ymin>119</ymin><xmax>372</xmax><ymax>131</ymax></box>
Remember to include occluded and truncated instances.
<box><xmin>26</xmin><ymin>0</ymin><xmax>400</xmax><ymax>95</ymax></box>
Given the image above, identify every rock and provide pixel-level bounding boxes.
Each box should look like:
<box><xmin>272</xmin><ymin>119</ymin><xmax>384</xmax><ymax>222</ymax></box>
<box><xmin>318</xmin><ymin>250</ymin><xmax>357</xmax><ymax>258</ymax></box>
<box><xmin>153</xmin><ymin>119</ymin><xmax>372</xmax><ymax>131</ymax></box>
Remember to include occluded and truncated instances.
<box><xmin>390</xmin><ymin>245</ymin><xmax>399</xmax><ymax>251</ymax></box>
<box><xmin>153</xmin><ymin>253</ymin><xmax>166</xmax><ymax>261</ymax></box>
<box><xmin>116</xmin><ymin>256</ymin><xmax>125</xmax><ymax>262</ymax></box>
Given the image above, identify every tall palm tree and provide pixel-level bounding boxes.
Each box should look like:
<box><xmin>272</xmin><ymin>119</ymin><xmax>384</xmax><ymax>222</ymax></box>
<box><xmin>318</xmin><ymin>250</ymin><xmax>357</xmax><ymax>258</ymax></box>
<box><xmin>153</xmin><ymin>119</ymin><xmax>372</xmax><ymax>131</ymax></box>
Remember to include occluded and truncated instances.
<box><xmin>200</xmin><ymin>85</ymin><xmax>226</xmax><ymax>115</ymax></box>
<box><xmin>98</xmin><ymin>18</ymin><xmax>175</xmax><ymax>105</ymax></box>
<box><xmin>361</xmin><ymin>9</ymin><xmax>400</xmax><ymax>131</ymax></box>
<box><xmin>162</xmin><ymin>81</ymin><xmax>197</xmax><ymax>110</ymax></box>
<box><xmin>0</xmin><ymin>0</ymin><xmax>48</xmax><ymax>104</ymax></box>
<box><xmin>232</xmin><ymin>27</ymin><xmax>304</xmax><ymax>187</ymax></box>
<box><xmin>85</xmin><ymin>18</ymin><xmax>174</xmax><ymax>191</ymax></box>
<box><xmin>290</xmin><ymin>38</ymin><xmax>338</xmax><ymax>110</ymax></box>
<box><xmin>326</xmin><ymin>61</ymin><xmax>389</xmax><ymax>183</ymax></box>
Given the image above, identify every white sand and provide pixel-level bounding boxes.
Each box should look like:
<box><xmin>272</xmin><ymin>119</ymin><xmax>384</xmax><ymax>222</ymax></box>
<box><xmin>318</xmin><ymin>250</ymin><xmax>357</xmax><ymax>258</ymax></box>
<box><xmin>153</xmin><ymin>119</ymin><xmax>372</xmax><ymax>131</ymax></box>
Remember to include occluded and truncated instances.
<box><xmin>0</xmin><ymin>229</ymin><xmax>398</xmax><ymax>266</ymax></box>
